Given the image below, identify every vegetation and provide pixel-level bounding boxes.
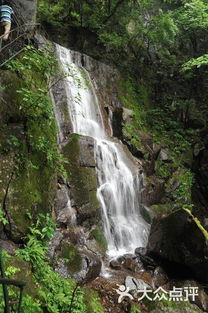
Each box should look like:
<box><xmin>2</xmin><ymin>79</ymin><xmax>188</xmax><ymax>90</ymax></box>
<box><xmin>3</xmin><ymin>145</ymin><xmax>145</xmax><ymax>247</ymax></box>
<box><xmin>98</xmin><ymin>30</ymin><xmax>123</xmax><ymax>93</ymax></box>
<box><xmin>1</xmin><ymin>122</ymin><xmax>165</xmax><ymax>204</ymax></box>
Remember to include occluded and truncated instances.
<box><xmin>0</xmin><ymin>0</ymin><xmax>207</xmax><ymax>311</ymax></box>
<box><xmin>0</xmin><ymin>214</ymin><xmax>104</xmax><ymax>313</ymax></box>
<box><xmin>5</xmin><ymin>45</ymin><xmax>64</xmax><ymax>172</ymax></box>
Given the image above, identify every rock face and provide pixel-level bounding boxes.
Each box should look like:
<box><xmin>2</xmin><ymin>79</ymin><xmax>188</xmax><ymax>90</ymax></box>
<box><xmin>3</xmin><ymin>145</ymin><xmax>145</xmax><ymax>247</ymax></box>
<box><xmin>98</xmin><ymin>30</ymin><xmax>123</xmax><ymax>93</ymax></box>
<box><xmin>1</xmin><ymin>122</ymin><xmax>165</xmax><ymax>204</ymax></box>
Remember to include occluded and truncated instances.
<box><xmin>62</xmin><ymin>134</ymin><xmax>100</xmax><ymax>224</ymax></box>
<box><xmin>0</xmin><ymin>71</ymin><xmax>56</xmax><ymax>242</ymax></box>
<box><xmin>147</xmin><ymin>209</ymin><xmax>208</xmax><ymax>283</ymax></box>
<box><xmin>15</xmin><ymin>0</ymin><xmax>38</xmax><ymax>24</ymax></box>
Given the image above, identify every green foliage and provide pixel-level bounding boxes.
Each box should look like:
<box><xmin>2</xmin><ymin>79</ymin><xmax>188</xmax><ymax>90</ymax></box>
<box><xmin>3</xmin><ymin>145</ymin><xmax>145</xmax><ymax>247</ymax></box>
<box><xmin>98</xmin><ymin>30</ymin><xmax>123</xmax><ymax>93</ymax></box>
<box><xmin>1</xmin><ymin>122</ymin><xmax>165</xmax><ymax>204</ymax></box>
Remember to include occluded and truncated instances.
<box><xmin>60</xmin><ymin>243</ymin><xmax>82</xmax><ymax>273</ymax></box>
<box><xmin>178</xmin><ymin>0</ymin><xmax>208</xmax><ymax>31</ymax></box>
<box><xmin>21</xmin><ymin>296</ymin><xmax>43</xmax><ymax>313</ymax></box>
<box><xmin>119</xmin><ymin>78</ymin><xmax>147</xmax><ymax>132</ymax></box>
<box><xmin>84</xmin><ymin>288</ymin><xmax>104</xmax><ymax>313</ymax></box>
<box><xmin>0</xmin><ymin>208</ymin><xmax>8</xmax><ymax>225</ymax></box>
<box><xmin>130</xmin><ymin>303</ymin><xmax>142</xmax><ymax>313</ymax></box>
<box><xmin>5</xmin><ymin>46</ymin><xmax>66</xmax><ymax>174</ymax></box>
<box><xmin>182</xmin><ymin>54</ymin><xmax>208</xmax><ymax>71</ymax></box>
<box><xmin>14</xmin><ymin>214</ymin><xmax>87</xmax><ymax>313</ymax></box>
<box><xmin>90</xmin><ymin>227</ymin><xmax>107</xmax><ymax>254</ymax></box>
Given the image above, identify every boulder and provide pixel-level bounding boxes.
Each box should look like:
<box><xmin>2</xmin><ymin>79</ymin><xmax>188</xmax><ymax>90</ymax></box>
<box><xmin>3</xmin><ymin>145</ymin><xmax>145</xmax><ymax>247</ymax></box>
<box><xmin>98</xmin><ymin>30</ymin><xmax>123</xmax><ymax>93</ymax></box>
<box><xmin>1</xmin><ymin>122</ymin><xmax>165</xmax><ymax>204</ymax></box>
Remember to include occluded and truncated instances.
<box><xmin>54</xmin><ymin>239</ymin><xmax>102</xmax><ymax>283</ymax></box>
<box><xmin>135</xmin><ymin>247</ymin><xmax>147</xmax><ymax>256</ymax></box>
<box><xmin>73</xmin><ymin>253</ymin><xmax>101</xmax><ymax>284</ymax></box>
<box><xmin>122</xmin><ymin>108</ymin><xmax>134</xmax><ymax>124</ymax></box>
<box><xmin>122</xmin><ymin>258</ymin><xmax>137</xmax><ymax>271</ymax></box>
<box><xmin>110</xmin><ymin>260</ymin><xmax>121</xmax><ymax>270</ymax></box>
<box><xmin>15</xmin><ymin>0</ymin><xmax>38</xmax><ymax>24</ymax></box>
<box><xmin>147</xmin><ymin>209</ymin><xmax>208</xmax><ymax>283</ymax></box>
<box><xmin>141</xmin><ymin>176</ymin><xmax>165</xmax><ymax>206</ymax></box>
<box><xmin>152</xmin><ymin>266</ymin><xmax>168</xmax><ymax>287</ymax></box>
<box><xmin>78</xmin><ymin>136</ymin><xmax>96</xmax><ymax>167</ymax></box>
<box><xmin>62</xmin><ymin>134</ymin><xmax>100</xmax><ymax>223</ymax></box>
<box><xmin>54</xmin><ymin>183</ymin><xmax>76</xmax><ymax>226</ymax></box>
<box><xmin>158</xmin><ymin>149</ymin><xmax>170</xmax><ymax>162</ymax></box>
<box><xmin>125</xmin><ymin>276</ymin><xmax>150</xmax><ymax>291</ymax></box>
<box><xmin>0</xmin><ymin>239</ymin><xmax>18</xmax><ymax>255</ymax></box>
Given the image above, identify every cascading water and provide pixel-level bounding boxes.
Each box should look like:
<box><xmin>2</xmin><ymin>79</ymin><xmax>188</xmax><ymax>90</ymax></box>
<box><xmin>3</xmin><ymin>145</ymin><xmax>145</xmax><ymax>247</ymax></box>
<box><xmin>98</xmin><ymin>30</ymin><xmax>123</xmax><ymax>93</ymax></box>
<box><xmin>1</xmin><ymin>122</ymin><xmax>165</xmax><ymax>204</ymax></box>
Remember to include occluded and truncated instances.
<box><xmin>56</xmin><ymin>45</ymin><xmax>149</xmax><ymax>258</ymax></box>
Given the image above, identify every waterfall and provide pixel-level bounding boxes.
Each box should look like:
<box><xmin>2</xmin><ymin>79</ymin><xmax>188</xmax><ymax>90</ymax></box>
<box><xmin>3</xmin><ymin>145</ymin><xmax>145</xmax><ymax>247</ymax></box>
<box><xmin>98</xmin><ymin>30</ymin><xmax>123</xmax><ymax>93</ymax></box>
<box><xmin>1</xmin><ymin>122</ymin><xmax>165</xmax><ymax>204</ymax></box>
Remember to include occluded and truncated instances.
<box><xmin>56</xmin><ymin>45</ymin><xmax>149</xmax><ymax>258</ymax></box>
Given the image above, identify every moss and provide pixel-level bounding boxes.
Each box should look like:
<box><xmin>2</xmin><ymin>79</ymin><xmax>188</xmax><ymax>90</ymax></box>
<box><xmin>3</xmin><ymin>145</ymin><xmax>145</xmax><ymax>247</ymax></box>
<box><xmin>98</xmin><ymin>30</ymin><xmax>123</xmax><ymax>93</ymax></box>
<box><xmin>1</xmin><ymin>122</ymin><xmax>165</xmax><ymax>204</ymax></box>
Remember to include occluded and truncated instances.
<box><xmin>130</xmin><ymin>304</ymin><xmax>142</xmax><ymax>313</ymax></box>
<box><xmin>90</xmin><ymin>227</ymin><xmax>107</xmax><ymax>254</ymax></box>
<box><xmin>83</xmin><ymin>288</ymin><xmax>104</xmax><ymax>313</ymax></box>
<box><xmin>118</xmin><ymin>77</ymin><xmax>148</xmax><ymax>132</ymax></box>
<box><xmin>62</xmin><ymin>134</ymin><xmax>100</xmax><ymax>217</ymax></box>
<box><xmin>0</xmin><ymin>70</ymin><xmax>22</xmax><ymax>125</ymax></box>
<box><xmin>7</xmin><ymin>156</ymin><xmax>56</xmax><ymax>239</ymax></box>
<box><xmin>5</xmin><ymin>255</ymin><xmax>39</xmax><ymax>297</ymax></box>
<box><xmin>0</xmin><ymin>63</ymin><xmax>57</xmax><ymax>240</ymax></box>
<box><xmin>151</xmin><ymin>204</ymin><xmax>172</xmax><ymax>218</ymax></box>
<box><xmin>60</xmin><ymin>242</ymin><xmax>82</xmax><ymax>274</ymax></box>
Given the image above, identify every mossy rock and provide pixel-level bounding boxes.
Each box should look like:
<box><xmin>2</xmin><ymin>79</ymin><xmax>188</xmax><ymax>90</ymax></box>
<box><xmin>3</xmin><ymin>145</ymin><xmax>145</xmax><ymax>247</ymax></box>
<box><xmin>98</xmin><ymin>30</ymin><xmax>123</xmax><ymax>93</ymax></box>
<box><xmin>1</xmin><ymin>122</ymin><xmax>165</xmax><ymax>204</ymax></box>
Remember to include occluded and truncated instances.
<box><xmin>0</xmin><ymin>70</ymin><xmax>22</xmax><ymax>125</ymax></box>
<box><xmin>4</xmin><ymin>255</ymin><xmax>39</xmax><ymax>297</ymax></box>
<box><xmin>62</xmin><ymin>134</ymin><xmax>100</xmax><ymax>222</ymax></box>
<box><xmin>150</xmin><ymin>204</ymin><xmax>172</xmax><ymax>219</ymax></box>
<box><xmin>60</xmin><ymin>242</ymin><xmax>82</xmax><ymax>274</ymax></box>
<box><xmin>89</xmin><ymin>227</ymin><xmax>107</xmax><ymax>255</ymax></box>
<box><xmin>5</xmin><ymin>163</ymin><xmax>56</xmax><ymax>241</ymax></box>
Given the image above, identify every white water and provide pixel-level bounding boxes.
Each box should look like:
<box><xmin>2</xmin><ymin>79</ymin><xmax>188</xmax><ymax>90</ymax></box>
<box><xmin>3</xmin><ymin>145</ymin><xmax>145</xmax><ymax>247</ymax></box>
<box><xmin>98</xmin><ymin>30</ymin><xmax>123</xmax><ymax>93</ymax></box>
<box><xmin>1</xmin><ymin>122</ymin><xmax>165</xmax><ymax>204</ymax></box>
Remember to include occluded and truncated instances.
<box><xmin>56</xmin><ymin>45</ymin><xmax>149</xmax><ymax>258</ymax></box>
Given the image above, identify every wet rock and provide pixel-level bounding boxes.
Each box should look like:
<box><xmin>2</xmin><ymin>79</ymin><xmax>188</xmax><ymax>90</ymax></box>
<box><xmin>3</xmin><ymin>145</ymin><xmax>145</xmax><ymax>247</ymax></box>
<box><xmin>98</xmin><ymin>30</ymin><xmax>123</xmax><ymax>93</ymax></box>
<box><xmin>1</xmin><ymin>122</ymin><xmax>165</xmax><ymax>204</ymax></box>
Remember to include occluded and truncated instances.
<box><xmin>122</xmin><ymin>108</ymin><xmax>134</xmax><ymax>124</ymax></box>
<box><xmin>135</xmin><ymin>247</ymin><xmax>147</xmax><ymax>256</ymax></box>
<box><xmin>62</xmin><ymin>135</ymin><xmax>100</xmax><ymax>223</ymax></box>
<box><xmin>123</xmin><ymin>253</ymin><xmax>136</xmax><ymax>259</ymax></box>
<box><xmin>0</xmin><ymin>239</ymin><xmax>18</xmax><ymax>255</ymax></box>
<box><xmin>137</xmin><ymin>271</ymin><xmax>153</xmax><ymax>286</ymax></box>
<box><xmin>78</xmin><ymin>136</ymin><xmax>96</xmax><ymax>167</ymax></box>
<box><xmin>47</xmin><ymin>231</ymin><xmax>64</xmax><ymax>260</ymax></box>
<box><xmin>54</xmin><ymin>184</ymin><xmax>76</xmax><ymax>226</ymax></box>
<box><xmin>139</xmin><ymin>254</ymin><xmax>157</xmax><ymax>269</ymax></box>
<box><xmin>152</xmin><ymin>266</ymin><xmax>168</xmax><ymax>287</ymax></box>
<box><xmin>158</xmin><ymin>148</ymin><xmax>170</xmax><ymax>162</ymax></box>
<box><xmin>50</xmin><ymin>74</ymin><xmax>72</xmax><ymax>143</ymax></box>
<box><xmin>122</xmin><ymin>258</ymin><xmax>137</xmax><ymax>271</ymax></box>
<box><xmin>73</xmin><ymin>253</ymin><xmax>101</xmax><ymax>284</ymax></box>
<box><xmin>110</xmin><ymin>260</ymin><xmax>121</xmax><ymax>270</ymax></box>
<box><xmin>125</xmin><ymin>276</ymin><xmax>150</xmax><ymax>291</ymax></box>
<box><xmin>141</xmin><ymin>176</ymin><xmax>165</xmax><ymax>206</ymax></box>
<box><xmin>147</xmin><ymin>209</ymin><xmax>208</xmax><ymax>283</ymax></box>
<box><xmin>140</xmin><ymin>205</ymin><xmax>155</xmax><ymax>223</ymax></box>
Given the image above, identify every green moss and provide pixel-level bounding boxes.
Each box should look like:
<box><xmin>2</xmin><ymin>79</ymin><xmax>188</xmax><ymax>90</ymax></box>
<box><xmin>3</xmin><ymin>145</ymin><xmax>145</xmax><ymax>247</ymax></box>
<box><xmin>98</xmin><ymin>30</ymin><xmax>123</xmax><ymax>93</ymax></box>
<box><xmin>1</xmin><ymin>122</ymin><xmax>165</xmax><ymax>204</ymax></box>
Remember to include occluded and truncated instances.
<box><xmin>5</xmin><ymin>255</ymin><xmax>39</xmax><ymax>297</ymax></box>
<box><xmin>118</xmin><ymin>78</ymin><xmax>149</xmax><ymax>132</ymax></box>
<box><xmin>151</xmin><ymin>204</ymin><xmax>172</xmax><ymax>218</ymax></box>
<box><xmin>90</xmin><ymin>227</ymin><xmax>107</xmax><ymax>254</ymax></box>
<box><xmin>60</xmin><ymin>243</ymin><xmax>82</xmax><ymax>273</ymax></box>
<box><xmin>0</xmin><ymin>71</ymin><xmax>22</xmax><ymax>125</ymax></box>
<box><xmin>83</xmin><ymin>288</ymin><xmax>104</xmax><ymax>313</ymax></box>
<box><xmin>7</xmin><ymin>157</ymin><xmax>56</xmax><ymax>238</ymax></box>
<box><xmin>130</xmin><ymin>304</ymin><xmax>142</xmax><ymax>313</ymax></box>
<box><xmin>0</xmin><ymin>49</ymin><xmax>59</xmax><ymax>239</ymax></box>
